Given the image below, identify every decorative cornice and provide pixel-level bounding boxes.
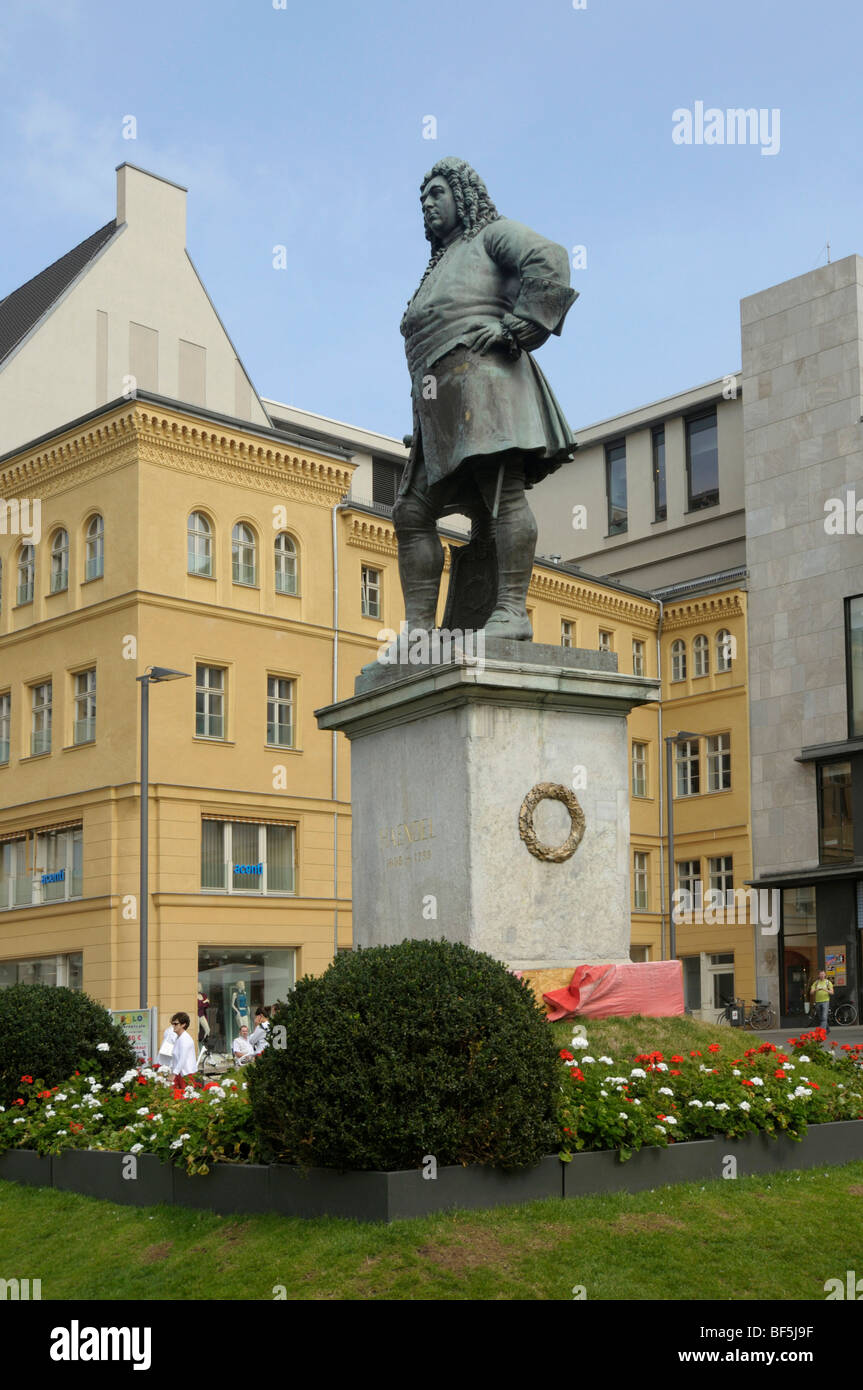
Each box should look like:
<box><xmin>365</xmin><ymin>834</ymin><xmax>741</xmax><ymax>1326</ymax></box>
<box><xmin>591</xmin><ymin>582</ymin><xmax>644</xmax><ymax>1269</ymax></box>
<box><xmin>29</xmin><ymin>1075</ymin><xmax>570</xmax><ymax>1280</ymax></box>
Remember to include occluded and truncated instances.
<box><xmin>344</xmin><ymin>514</ymin><xmax>398</xmax><ymax>558</ymax></box>
<box><xmin>528</xmin><ymin>570</ymin><xmax>658</xmax><ymax>627</ymax></box>
<box><xmin>663</xmin><ymin>591</ymin><xmax>745</xmax><ymax>631</ymax></box>
<box><xmin>0</xmin><ymin>403</ymin><xmax>355</xmax><ymax>505</ymax></box>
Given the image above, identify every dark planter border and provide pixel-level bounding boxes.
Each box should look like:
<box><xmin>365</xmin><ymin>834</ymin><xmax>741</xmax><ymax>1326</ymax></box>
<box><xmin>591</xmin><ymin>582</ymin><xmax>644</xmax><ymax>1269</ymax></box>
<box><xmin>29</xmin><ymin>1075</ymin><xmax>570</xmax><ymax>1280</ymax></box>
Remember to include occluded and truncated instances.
<box><xmin>1</xmin><ymin>1121</ymin><xmax>861</xmax><ymax>1221</ymax></box>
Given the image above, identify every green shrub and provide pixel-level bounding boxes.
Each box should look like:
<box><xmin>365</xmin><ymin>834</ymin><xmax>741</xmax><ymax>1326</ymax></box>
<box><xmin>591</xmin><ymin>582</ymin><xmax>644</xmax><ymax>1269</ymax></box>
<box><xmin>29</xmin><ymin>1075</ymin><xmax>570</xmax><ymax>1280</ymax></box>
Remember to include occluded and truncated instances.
<box><xmin>248</xmin><ymin>939</ymin><xmax>560</xmax><ymax>1171</ymax></box>
<box><xmin>0</xmin><ymin>984</ymin><xmax>137</xmax><ymax>1106</ymax></box>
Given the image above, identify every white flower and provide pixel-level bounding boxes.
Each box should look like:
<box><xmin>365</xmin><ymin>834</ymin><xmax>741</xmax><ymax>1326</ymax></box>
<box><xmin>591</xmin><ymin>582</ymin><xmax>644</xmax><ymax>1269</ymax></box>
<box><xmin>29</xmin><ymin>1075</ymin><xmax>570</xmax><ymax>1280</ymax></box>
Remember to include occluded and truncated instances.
<box><xmin>608</xmin><ymin>1077</ymin><xmax>627</xmax><ymax>1086</ymax></box>
<box><xmin>699</xmin><ymin>1064</ymin><xmax>711</xmax><ymax>1073</ymax></box>
<box><xmin>569</xmin><ymin>1037</ymin><xmax>589</xmax><ymax>1050</ymax></box>
<box><xmin>55</xmin><ymin>1128</ymin><xmax>67</xmax><ymax>1134</ymax></box>
<box><xmin>751</xmin><ymin>1077</ymin><xmax>764</xmax><ymax>1087</ymax></box>
<box><xmin>600</xmin><ymin>1090</ymin><xmax>608</xmax><ymax>1098</ymax></box>
<box><xmin>655</xmin><ymin>1124</ymin><xmax>666</xmax><ymax>1134</ymax></box>
<box><xmin>178</xmin><ymin>1132</ymin><xmax>190</xmax><ymax>1141</ymax></box>
<box><xmin>136</xmin><ymin>1107</ymin><xmax>149</xmax><ymax>1116</ymax></box>
<box><xmin>54</xmin><ymin>1093</ymin><xmax>68</xmax><ymax>1102</ymax></box>
<box><xmin>655</xmin><ymin>1063</ymin><xmax>668</xmax><ymax>1072</ymax></box>
<box><xmin>96</xmin><ymin>1043</ymin><xmax>109</xmax><ymax>1052</ymax></box>
<box><xmin>110</xmin><ymin>1082</ymin><xmax>125</xmax><ymax>1093</ymax></box>
<box><xmin>619</xmin><ymin>1112</ymin><xmax>628</xmax><ymax>1120</ymax></box>
<box><xmin>129</xmin><ymin>1143</ymin><xmax>143</xmax><ymax>1154</ymax></box>
<box><xmin>658</xmin><ymin>1087</ymin><xmax>674</xmax><ymax>1097</ymax></box>
<box><xmin>89</xmin><ymin>1083</ymin><xmax>102</xmax><ymax>1093</ymax></box>
<box><xmin>581</xmin><ymin>1056</ymin><xmax>595</xmax><ymax>1064</ymax></box>
<box><xmin>71</xmin><ymin>1105</ymin><xmax>80</xmax><ymax>1111</ymax></box>
<box><xmin>153</xmin><ymin>1114</ymin><xmax>163</xmax><ymax>1124</ymax></box>
<box><xmin>12</xmin><ymin>1118</ymin><xmax>25</xmax><ymax>1125</ymax></box>
<box><xmin>665</xmin><ymin>1116</ymin><xmax>678</xmax><ymax>1125</ymax></box>
<box><xmin>784</xmin><ymin>1063</ymin><xmax>795</xmax><ymax>1071</ymax></box>
<box><xmin>799</xmin><ymin>1055</ymin><xmax>810</xmax><ymax>1063</ymax></box>
<box><xmin>563</xmin><ymin>1059</ymin><xmax>575</xmax><ymax>1068</ymax></box>
<box><xmin>704</xmin><ymin>1100</ymin><xmax>715</xmax><ymax>1108</ymax></box>
<box><xmin>630</xmin><ymin>1068</ymin><xmax>646</xmax><ymax>1079</ymax></box>
<box><xmin>632</xmin><ymin>1098</ymin><xmax>641</xmax><ymax>1106</ymax></box>
<box><xmin>599</xmin><ymin>1057</ymin><xmax>614</xmax><ymax>1065</ymax></box>
<box><xmin>121</xmin><ymin>1070</ymin><xmax>138</xmax><ymax>1084</ymax></box>
<box><xmin>688</xmin><ymin>1099</ymin><xmax>703</xmax><ymax>1108</ymax></box>
<box><xmin>170</xmin><ymin>1138</ymin><xmax>183</xmax><ymax>1150</ymax></box>
<box><xmin>715</xmin><ymin>1103</ymin><xmax>730</xmax><ymax>1112</ymax></box>
<box><xmin>793</xmin><ymin>1086</ymin><xmax>811</xmax><ymax>1099</ymax></box>
<box><xmin>732</xmin><ymin>1069</ymin><xmax>741</xmax><ymax>1076</ymax></box>
<box><xmin>86</xmin><ymin>1077</ymin><xmax>97</xmax><ymax>1085</ymax></box>
<box><xmin>738</xmin><ymin>1101</ymin><xmax>751</xmax><ymax>1111</ymax></box>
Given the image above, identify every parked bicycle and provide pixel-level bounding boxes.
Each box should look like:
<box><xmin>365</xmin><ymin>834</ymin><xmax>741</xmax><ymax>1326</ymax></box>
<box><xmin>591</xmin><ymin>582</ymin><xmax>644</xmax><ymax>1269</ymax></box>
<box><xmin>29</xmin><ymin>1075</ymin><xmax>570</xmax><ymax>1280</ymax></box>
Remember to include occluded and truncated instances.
<box><xmin>806</xmin><ymin>997</ymin><xmax>859</xmax><ymax>1027</ymax></box>
<box><xmin>716</xmin><ymin>996</ymin><xmax>776</xmax><ymax>1030</ymax></box>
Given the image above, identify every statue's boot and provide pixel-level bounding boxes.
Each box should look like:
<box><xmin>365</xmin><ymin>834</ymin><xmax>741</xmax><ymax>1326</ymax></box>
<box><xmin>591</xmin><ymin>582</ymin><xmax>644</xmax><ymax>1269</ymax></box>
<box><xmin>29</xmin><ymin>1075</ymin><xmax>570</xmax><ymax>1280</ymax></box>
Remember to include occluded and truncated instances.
<box><xmin>480</xmin><ymin>470</ymin><xmax>537</xmax><ymax>642</ymax></box>
<box><xmin>361</xmin><ymin>493</ymin><xmax>443</xmax><ymax>674</ymax></box>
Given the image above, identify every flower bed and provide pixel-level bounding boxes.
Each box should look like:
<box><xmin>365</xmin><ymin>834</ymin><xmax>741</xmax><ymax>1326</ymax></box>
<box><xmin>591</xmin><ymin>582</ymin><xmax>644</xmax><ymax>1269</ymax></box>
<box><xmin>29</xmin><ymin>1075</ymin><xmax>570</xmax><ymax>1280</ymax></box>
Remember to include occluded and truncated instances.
<box><xmin>0</xmin><ymin>1064</ymin><xmax>256</xmax><ymax>1174</ymax></box>
<box><xmin>557</xmin><ymin>1027</ymin><xmax>863</xmax><ymax>1161</ymax></box>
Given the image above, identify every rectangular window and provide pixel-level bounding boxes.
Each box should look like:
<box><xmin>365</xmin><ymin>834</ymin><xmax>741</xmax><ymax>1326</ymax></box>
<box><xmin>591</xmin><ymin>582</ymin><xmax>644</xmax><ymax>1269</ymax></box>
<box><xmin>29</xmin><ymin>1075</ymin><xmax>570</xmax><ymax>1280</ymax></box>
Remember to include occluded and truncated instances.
<box><xmin>630</xmin><ymin>944</ymin><xmax>650</xmax><ymax>963</ymax></box>
<box><xmin>706</xmin><ymin>733</ymin><xmax>731</xmax><ymax>791</ymax></box>
<box><xmin>818</xmin><ymin>761</ymin><xmax>854</xmax><ymax>863</ymax></box>
<box><xmin>598</xmin><ymin>630</ymin><xmax>613</xmax><ymax>653</ymax></box>
<box><xmin>0</xmin><ymin>952</ymin><xmax>83</xmax><ymax>990</ymax></box>
<box><xmin>197</xmin><ymin>945</ymin><xmax>296</xmax><ymax>1054</ymax></box>
<box><xmin>846</xmin><ymin>596</ymin><xmax>863</xmax><ymax>738</ymax></box>
<box><xmin>0</xmin><ymin>691</ymin><xmax>9</xmax><ymax>765</ymax></box>
<box><xmin>73</xmin><ymin>669</ymin><xmax>96</xmax><ymax>745</ymax></box>
<box><xmin>0</xmin><ymin>827</ymin><xmax>82</xmax><ymax>911</ymax></box>
<box><xmin>632</xmin><ymin>639</ymin><xmax>645</xmax><ymax>676</ymax></box>
<box><xmin>561</xmin><ymin>620</ymin><xmax>573</xmax><ymax>648</ymax></box>
<box><xmin>30</xmin><ymin>681</ymin><xmax>52</xmax><ymax>756</ymax></box>
<box><xmin>361</xmin><ymin>566</ymin><xmax>381</xmax><ymax>619</ymax></box>
<box><xmin>652</xmin><ymin>425</ymin><xmax>667</xmax><ymax>521</ymax></box>
<box><xmin>200</xmin><ymin>820</ymin><xmax>296</xmax><ymax>896</ymax></box>
<box><xmin>676</xmin><ymin>860</ymin><xmax>702</xmax><ymax>914</ymax></box>
<box><xmin>605</xmin><ymin>440</ymin><xmax>627</xmax><ymax>535</ymax></box>
<box><xmin>675</xmin><ymin>738</ymin><xmax>700</xmax><ymax>796</ymax></box>
<box><xmin>633</xmin><ymin>851</ymin><xmax>649</xmax><ymax>910</ymax></box>
<box><xmin>267</xmin><ymin>676</ymin><xmax>294</xmax><ymax>747</ymax></box>
<box><xmin>372</xmin><ymin>458</ymin><xmax>400</xmax><ymax>510</ymax></box>
<box><xmin>708</xmin><ymin>855</ymin><xmax>733</xmax><ymax>897</ymax></box>
<box><xmin>686</xmin><ymin>411</ymin><xmax>719</xmax><ymax>510</ymax></box>
<box><xmin>196</xmin><ymin>665</ymin><xmax>225</xmax><ymax>739</ymax></box>
<box><xmin>631</xmin><ymin>742</ymin><xmax>648</xmax><ymax>798</ymax></box>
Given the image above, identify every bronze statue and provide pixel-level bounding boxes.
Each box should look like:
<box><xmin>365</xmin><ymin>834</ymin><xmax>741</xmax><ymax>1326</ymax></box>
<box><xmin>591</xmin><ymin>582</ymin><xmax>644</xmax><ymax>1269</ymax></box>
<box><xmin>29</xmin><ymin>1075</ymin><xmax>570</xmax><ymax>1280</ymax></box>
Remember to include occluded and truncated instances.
<box><xmin>394</xmin><ymin>156</ymin><xmax>578</xmax><ymax>641</ymax></box>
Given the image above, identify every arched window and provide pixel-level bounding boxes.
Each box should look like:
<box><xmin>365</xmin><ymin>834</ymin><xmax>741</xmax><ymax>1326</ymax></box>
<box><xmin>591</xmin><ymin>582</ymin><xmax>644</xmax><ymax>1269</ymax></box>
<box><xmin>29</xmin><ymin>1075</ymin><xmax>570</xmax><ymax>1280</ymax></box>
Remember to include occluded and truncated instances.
<box><xmin>188</xmin><ymin>512</ymin><xmax>213</xmax><ymax>577</ymax></box>
<box><xmin>274</xmin><ymin>532</ymin><xmax>298</xmax><ymax>595</ymax></box>
<box><xmin>693</xmin><ymin>633</ymin><xmax>709</xmax><ymax>678</ymax></box>
<box><xmin>232</xmin><ymin>522</ymin><xmax>257</xmax><ymax>586</ymax></box>
<box><xmin>17</xmin><ymin>544</ymin><xmax>35</xmax><ymax>605</ymax></box>
<box><xmin>716</xmin><ymin>628</ymin><xmax>733</xmax><ymax>672</ymax></box>
<box><xmin>671</xmin><ymin>638</ymin><xmax>687</xmax><ymax>683</ymax></box>
<box><xmin>51</xmin><ymin>529</ymin><xmax>69</xmax><ymax>593</ymax></box>
<box><xmin>85</xmin><ymin>514</ymin><xmax>104</xmax><ymax>581</ymax></box>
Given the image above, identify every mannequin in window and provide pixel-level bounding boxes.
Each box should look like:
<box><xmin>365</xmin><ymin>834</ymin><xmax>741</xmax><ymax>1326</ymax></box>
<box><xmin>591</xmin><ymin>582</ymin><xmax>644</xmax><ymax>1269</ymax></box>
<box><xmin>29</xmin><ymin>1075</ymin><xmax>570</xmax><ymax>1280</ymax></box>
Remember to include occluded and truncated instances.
<box><xmin>197</xmin><ymin>982</ymin><xmax>211</xmax><ymax>1045</ymax></box>
<box><xmin>231</xmin><ymin>980</ymin><xmax>249</xmax><ymax>1034</ymax></box>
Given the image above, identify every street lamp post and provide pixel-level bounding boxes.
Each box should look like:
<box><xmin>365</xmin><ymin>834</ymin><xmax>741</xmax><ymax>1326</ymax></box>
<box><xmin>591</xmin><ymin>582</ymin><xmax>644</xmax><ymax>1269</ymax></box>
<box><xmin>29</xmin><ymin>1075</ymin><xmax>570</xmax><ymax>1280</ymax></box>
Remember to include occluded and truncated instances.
<box><xmin>665</xmin><ymin>730</ymin><xmax>698</xmax><ymax>964</ymax></box>
<box><xmin>137</xmin><ymin>667</ymin><xmax>190</xmax><ymax>1009</ymax></box>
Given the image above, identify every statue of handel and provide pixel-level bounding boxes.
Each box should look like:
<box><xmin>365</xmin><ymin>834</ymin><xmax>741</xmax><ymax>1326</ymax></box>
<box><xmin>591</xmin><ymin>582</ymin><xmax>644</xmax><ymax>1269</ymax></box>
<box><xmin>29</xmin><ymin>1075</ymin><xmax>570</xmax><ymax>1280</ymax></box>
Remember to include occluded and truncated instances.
<box><xmin>394</xmin><ymin>156</ymin><xmax>578</xmax><ymax>642</ymax></box>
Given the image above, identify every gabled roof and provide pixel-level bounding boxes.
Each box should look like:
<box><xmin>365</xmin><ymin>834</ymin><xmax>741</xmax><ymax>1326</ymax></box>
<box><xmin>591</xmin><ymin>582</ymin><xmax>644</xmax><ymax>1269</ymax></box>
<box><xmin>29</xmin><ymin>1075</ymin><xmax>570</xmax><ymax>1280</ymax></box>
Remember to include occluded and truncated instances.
<box><xmin>0</xmin><ymin>218</ymin><xmax>118</xmax><ymax>368</ymax></box>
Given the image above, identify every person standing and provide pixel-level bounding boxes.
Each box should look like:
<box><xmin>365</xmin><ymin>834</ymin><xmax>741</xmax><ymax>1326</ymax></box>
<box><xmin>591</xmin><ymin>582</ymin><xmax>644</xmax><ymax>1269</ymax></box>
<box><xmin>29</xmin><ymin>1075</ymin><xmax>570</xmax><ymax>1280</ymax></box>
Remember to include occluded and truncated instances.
<box><xmin>232</xmin><ymin>1024</ymin><xmax>255</xmax><ymax>1066</ymax></box>
<box><xmin>171</xmin><ymin>1011</ymin><xmax>197</xmax><ymax>1087</ymax></box>
<box><xmin>809</xmin><ymin>970</ymin><xmax>834</xmax><ymax>1032</ymax></box>
<box><xmin>249</xmin><ymin>1007</ymin><xmax>270</xmax><ymax>1056</ymax></box>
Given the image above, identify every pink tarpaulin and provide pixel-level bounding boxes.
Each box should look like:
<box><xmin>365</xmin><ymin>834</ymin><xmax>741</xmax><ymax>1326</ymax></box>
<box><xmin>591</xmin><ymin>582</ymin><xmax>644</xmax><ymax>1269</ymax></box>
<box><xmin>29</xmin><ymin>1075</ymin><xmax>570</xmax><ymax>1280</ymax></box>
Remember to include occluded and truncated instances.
<box><xmin>543</xmin><ymin>961</ymin><xmax>685</xmax><ymax>1021</ymax></box>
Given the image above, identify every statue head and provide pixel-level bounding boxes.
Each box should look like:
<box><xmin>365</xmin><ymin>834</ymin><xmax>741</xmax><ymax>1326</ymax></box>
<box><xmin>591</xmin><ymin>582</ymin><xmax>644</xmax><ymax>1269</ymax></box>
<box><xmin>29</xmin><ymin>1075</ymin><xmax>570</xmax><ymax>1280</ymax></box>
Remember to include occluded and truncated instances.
<box><xmin>418</xmin><ymin>157</ymin><xmax>500</xmax><ymax>252</ymax></box>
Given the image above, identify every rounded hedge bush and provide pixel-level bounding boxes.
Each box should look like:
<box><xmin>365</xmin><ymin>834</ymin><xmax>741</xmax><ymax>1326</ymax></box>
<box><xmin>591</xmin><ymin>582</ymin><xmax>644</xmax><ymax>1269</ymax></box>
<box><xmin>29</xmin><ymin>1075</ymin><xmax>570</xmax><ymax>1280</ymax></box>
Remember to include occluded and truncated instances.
<box><xmin>248</xmin><ymin>939</ymin><xmax>561</xmax><ymax>1171</ymax></box>
<box><xmin>0</xmin><ymin>984</ymin><xmax>138</xmax><ymax>1106</ymax></box>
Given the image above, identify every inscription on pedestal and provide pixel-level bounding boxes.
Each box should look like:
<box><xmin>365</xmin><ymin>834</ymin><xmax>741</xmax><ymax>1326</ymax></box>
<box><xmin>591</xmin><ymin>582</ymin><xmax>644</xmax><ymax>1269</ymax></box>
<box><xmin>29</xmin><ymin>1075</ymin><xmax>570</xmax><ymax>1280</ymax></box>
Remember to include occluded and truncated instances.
<box><xmin>380</xmin><ymin>817</ymin><xmax>436</xmax><ymax>871</ymax></box>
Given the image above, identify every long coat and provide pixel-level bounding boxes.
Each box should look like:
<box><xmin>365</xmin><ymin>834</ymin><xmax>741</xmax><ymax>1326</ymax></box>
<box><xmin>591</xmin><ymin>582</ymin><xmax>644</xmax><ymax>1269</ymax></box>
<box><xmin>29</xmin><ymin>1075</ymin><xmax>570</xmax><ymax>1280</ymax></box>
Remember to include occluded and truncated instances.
<box><xmin>400</xmin><ymin>217</ymin><xmax>577</xmax><ymax>495</ymax></box>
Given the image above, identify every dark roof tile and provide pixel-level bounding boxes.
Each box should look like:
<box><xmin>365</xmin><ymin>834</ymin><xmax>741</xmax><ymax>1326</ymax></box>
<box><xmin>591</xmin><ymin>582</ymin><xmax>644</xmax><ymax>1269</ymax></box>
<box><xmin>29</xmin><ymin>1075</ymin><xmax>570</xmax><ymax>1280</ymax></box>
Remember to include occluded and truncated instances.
<box><xmin>0</xmin><ymin>219</ymin><xmax>118</xmax><ymax>367</ymax></box>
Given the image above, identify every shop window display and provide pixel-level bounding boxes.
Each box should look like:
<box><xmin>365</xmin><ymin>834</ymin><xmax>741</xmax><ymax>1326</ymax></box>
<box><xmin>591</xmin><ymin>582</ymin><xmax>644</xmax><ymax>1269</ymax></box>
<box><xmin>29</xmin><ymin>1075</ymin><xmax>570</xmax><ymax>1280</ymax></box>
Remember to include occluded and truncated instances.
<box><xmin>197</xmin><ymin>946</ymin><xmax>296</xmax><ymax>1054</ymax></box>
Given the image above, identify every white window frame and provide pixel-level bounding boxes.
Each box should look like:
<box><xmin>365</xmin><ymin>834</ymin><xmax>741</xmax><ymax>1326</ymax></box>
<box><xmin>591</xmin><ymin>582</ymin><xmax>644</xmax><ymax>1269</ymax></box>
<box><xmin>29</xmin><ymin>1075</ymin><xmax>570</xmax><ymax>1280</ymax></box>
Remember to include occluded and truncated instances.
<box><xmin>631</xmin><ymin>742</ymin><xmax>648</xmax><ymax>798</ymax></box>
<box><xmin>266</xmin><ymin>676</ymin><xmax>294</xmax><ymax>747</ymax></box>
<box><xmin>200</xmin><ymin>820</ymin><xmax>296</xmax><ymax>896</ymax></box>
<box><xmin>51</xmin><ymin>530</ymin><xmax>69</xmax><ymax>593</ymax></box>
<box><xmin>85</xmin><ymin>515</ymin><xmax>104</xmax><ymax>581</ymax></box>
<box><xmin>361</xmin><ymin>565</ymin><xmax>381</xmax><ymax>620</ymax></box>
<box><xmin>232</xmin><ymin>523</ymin><xmax>257</xmax><ymax>586</ymax></box>
<box><xmin>188</xmin><ymin>512</ymin><xmax>213</xmax><ymax>577</ymax></box>
<box><xmin>633</xmin><ymin>851</ymin><xmax>649</xmax><ymax>911</ymax></box>
<box><xmin>632</xmin><ymin>639</ymin><xmax>645</xmax><ymax>677</ymax></box>
<box><xmin>0</xmin><ymin>691</ymin><xmax>10</xmax><ymax>765</ymax></box>
<box><xmin>693</xmin><ymin>633</ymin><xmax>709</xmax><ymax>678</ymax></box>
<box><xmin>671</xmin><ymin>639</ymin><xmax>687</xmax><ymax>683</ymax></box>
<box><xmin>17</xmin><ymin>544</ymin><xmax>35</xmax><ymax>605</ymax></box>
<box><xmin>675</xmin><ymin>738</ymin><xmax>700</xmax><ymax>796</ymax></box>
<box><xmin>30</xmin><ymin>681</ymin><xmax>52</xmax><ymax>756</ymax></box>
<box><xmin>274</xmin><ymin>533</ymin><xmax>298</xmax><ymax>595</ymax></box>
<box><xmin>196</xmin><ymin>665</ymin><xmax>225</xmax><ymax>740</ymax></box>
<box><xmin>73</xmin><ymin>669</ymin><xmax>96</xmax><ymax>745</ymax></box>
<box><xmin>707</xmin><ymin>732</ymin><xmax>731</xmax><ymax>792</ymax></box>
<box><xmin>561</xmin><ymin>619</ymin><xmax>573</xmax><ymax>648</ymax></box>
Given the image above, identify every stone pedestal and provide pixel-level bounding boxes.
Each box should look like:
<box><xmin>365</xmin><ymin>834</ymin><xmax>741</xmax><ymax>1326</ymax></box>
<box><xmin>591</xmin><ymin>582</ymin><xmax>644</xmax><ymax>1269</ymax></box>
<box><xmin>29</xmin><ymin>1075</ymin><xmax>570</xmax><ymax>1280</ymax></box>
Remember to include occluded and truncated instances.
<box><xmin>315</xmin><ymin>641</ymin><xmax>659</xmax><ymax>970</ymax></box>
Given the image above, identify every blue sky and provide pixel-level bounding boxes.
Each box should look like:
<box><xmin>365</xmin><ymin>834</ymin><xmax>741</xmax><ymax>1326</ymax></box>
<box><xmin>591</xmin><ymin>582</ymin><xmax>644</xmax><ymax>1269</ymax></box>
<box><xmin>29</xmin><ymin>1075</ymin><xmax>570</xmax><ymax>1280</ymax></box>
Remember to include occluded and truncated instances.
<box><xmin>1</xmin><ymin>0</ymin><xmax>860</xmax><ymax>438</ymax></box>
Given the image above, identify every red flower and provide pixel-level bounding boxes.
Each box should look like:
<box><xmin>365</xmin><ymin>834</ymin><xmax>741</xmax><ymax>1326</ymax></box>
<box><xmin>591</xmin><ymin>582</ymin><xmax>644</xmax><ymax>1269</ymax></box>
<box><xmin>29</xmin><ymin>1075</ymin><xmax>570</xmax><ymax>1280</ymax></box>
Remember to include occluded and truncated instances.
<box><xmin>689</xmin><ymin>1051</ymin><xmax>702</xmax><ymax>1058</ymax></box>
<box><xmin>69</xmin><ymin>1122</ymin><xmax>83</xmax><ymax>1134</ymax></box>
<box><xmin>776</xmin><ymin>1054</ymin><xmax>789</xmax><ymax>1063</ymax></box>
<box><xmin>147</xmin><ymin>1113</ymin><xmax>155</xmax><ymax>1120</ymax></box>
<box><xmin>172</xmin><ymin>1089</ymin><xmax>184</xmax><ymax>1100</ymax></box>
<box><xmin>670</xmin><ymin>1069</ymin><xmax>682</xmax><ymax>1076</ymax></box>
<box><xmin>657</xmin><ymin>1114</ymin><xmax>666</xmax><ymax>1121</ymax></box>
<box><xmin>123</xmin><ymin>1093</ymin><xmax>133</xmax><ymax>1102</ymax></box>
<box><xmin>708</xmin><ymin>1044</ymin><xmax>721</xmax><ymax>1053</ymax></box>
<box><xmin>841</xmin><ymin>1044</ymin><xmax>852</xmax><ymax>1051</ymax></box>
<box><xmin>137</xmin><ymin>1076</ymin><xmax>148</xmax><ymax>1085</ymax></box>
<box><xmin>36</xmin><ymin>1090</ymin><xmax>51</xmax><ymax>1100</ymax></box>
<box><xmin>20</xmin><ymin>1075</ymin><xmax>33</xmax><ymax>1085</ymax></box>
<box><xmin>741</xmin><ymin>1079</ymin><xmax>755</xmax><ymax>1087</ymax></box>
<box><xmin>559</xmin><ymin>1050</ymin><xmax>574</xmax><ymax>1061</ymax></box>
<box><xmin>670</xmin><ymin>1055</ymin><xmax>684</xmax><ymax>1064</ymax></box>
<box><xmin>807</xmin><ymin>1082</ymin><xmax>820</xmax><ymax>1090</ymax></box>
<box><xmin>13</xmin><ymin>1098</ymin><xmax>24</xmax><ymax>1107</ymax></box>
<box><xmin>774</xmin><ymin>1070</ymin><xmax>787</xmax><ymax>1079</ymax></box>
<box><xmin>758</xmin><ymin>1043</ymin><xmax>777</xmax><ymax>1053</ymax></box>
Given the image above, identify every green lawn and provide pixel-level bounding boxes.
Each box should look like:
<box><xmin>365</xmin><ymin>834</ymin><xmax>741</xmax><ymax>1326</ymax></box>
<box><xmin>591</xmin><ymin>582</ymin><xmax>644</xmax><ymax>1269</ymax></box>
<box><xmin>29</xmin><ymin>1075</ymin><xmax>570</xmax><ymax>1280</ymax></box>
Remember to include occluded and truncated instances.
<box><xmin>2</xmin><ymin>1162</ymin><xmax>862</xmax><ymax>1301</ymax></box>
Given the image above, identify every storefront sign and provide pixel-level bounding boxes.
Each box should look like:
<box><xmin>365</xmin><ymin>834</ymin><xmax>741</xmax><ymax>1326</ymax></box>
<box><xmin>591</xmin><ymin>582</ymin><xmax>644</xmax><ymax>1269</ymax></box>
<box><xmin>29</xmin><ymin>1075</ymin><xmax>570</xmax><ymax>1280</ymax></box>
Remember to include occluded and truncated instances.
<box><xmin>826</xmin><ymin>947</ymin><xmax>847</xmax><ymax>988</ymax></box>
<box><xmin>111</xmin><ymin>1007</ymin><xmax>159</xmax><ymax>1064</ymax></box>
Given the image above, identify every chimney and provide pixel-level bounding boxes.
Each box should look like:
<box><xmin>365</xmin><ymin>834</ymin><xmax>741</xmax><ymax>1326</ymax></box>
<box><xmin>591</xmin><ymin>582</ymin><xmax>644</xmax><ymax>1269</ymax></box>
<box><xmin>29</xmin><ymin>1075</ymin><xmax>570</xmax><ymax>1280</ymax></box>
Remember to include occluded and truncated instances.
<box><xmin>115</xmin><ymin>163</ymin><xmax>187</xmax><ymax>247</ymax></box>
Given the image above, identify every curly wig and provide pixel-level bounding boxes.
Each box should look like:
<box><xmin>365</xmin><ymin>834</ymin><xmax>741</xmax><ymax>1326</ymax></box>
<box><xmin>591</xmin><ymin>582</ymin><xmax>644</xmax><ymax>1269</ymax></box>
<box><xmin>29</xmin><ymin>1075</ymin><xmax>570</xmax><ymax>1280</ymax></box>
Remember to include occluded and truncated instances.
<box><xmin>407</xmin><ymin>156</ymin><xmax>501</xmax><ymax>305</ymax></box>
